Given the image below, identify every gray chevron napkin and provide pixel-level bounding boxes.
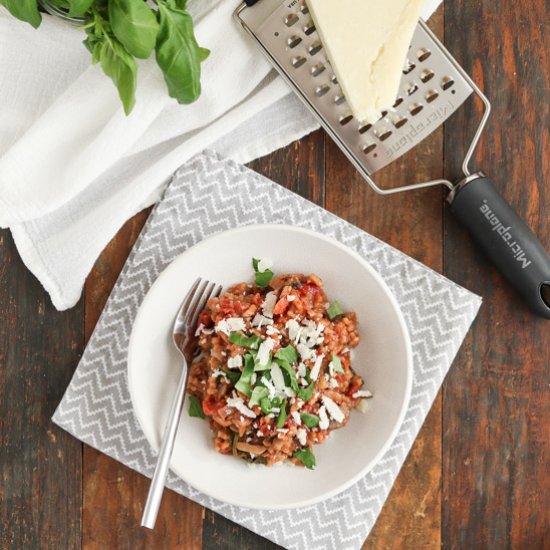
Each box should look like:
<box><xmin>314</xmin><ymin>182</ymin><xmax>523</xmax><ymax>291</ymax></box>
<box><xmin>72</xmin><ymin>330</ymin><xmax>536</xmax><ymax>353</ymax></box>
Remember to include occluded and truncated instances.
<box><xmin>53</xmin><ymin>150</ymin><xmax>481</xmax><ymax>550</ymax></box>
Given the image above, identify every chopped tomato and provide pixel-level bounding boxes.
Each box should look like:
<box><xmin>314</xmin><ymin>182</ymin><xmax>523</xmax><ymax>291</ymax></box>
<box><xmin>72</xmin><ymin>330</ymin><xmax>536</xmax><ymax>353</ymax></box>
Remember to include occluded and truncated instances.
<box><xmin>202</xmin><ymin>396</ymin><xmax>224</xmax><ymax>416</ymax></box>
<box><xmin>252</xmin><ymin>293</ymin><xmax>263</xmax><ymax>305</ymax></box>
<box><xmin>273</xmin><ymin>295</ymin><xmax>289</xmax><ymax>315</ymax></box>
<box><xmin>198</xmin><ymin>310</ymin><xmax>213</xmax><ymax>327</ymax></box>
<box><xmin>299</xmin><ymin>283</ymin><xmax>320</xmax><ymax>297</ymax></box>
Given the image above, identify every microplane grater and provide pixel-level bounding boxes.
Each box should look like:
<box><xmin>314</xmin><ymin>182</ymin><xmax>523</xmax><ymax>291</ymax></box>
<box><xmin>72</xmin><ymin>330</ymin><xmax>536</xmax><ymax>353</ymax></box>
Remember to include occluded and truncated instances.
<box><xmin>234</xmin><ymin>0</ymin><xmax>550</xmax><ymax>319</ymax></box>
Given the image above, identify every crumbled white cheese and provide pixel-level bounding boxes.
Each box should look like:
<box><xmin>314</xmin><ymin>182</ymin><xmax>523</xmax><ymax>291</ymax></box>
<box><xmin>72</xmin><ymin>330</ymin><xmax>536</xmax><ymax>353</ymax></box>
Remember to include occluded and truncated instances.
<box><xmin>256</xmin><ymin>338</ymin><xmax>275</xmax><ymax>367</ymax></box>
<box><xmin>352</xmin><ymin>390</ymin><xmax>373</xmax><ymax>399</ymax></box>
<box><xmin>318</xmin><ymin>406</ymin><xmax>329</xmax><ymax>430</ymax></box>
<box><xmin>297</xmin><ymin>362</ymin><xmax>307</xmax><ymax>378</ymax></box>
<box><xmin>261</xmin><ymin>376</ymin><xmax>277</xmax><ymax>399</ymax></box>
<box><xmin>256</xmin><ymin>430</ymin><xmax>263</xmax><ymax>437</ymax></box>
<box><xmin>291</xmin><ymin>411</ymin><xmax>302</xmax><ymax>425</ymax></box>
<box><xmin>266</xmin><ymin>325</ymin><xmax>279</xmax><ymax>336</ymax></box>
<box><xmin>322</xmin><ymin>396</ymin><xmax>345</xmax><ymax>423</ymax></box>
<box><xmin>215</xmin><ymin>317</ymin><xmax>246</xmax><ymax>335</ymax></box>
<box><xmin>297</xmin><ymin>343</ymin><xmax>316</xmax><ymax>361</ymax></box>
<box><xmin>261</xmin><ymin>291</ymin><xmax>278</xmax><ymax>318</ymax></box>
<box><xmin>270</xmin><ymin>362</ymin><xmax>286</xmax><ymax>391</ymax></box>
<box><xmin>226</xmin><ymin>396</ymin><xmax>256</xmax><ymax>418</ymax></box>
<box><xmin>277</xmin><ymin>428</ymin><xmax>289</xmax><ymax>434</ymax></box>
<box><xmin>310</xmin><ymin>354</ymin><xmax>324</xmax><ymax>381</ymax></box>
<box><xmin>330</xmin><ymin>378</ymin><xmax>339</xmax><ymax>389</ymax></box>
<box><xmin>300</xmin><ymin>377</ymin><xmax>310</xmax><ymax>387</ymax></box>
<box><xmin>195</xmin><ymin>324</ymin><xmax>214</xmax><ymax>336</ymax></box>
<box><xmin>287</xmin><ymin>294</ymin><xmax>296</xmax><ymax>302</ymax></box>
<box><xmin>227</xmin><ymin>355</ymin><xmax>243</xmax><ymax>370</ymax></box>
<box><xmin>257</xmin><ymin>258</ymin><xmax>273</xmax><ymax>272</ymax></box>
<box><xmin>356</xmin><ymin>398</ymin><xmax>370</xmax><ymax>413</ymax></box>
<box><xmin>285</xmin><ymin>319</ymin><xmax>301</xmax><ymax>341</ymax></box>
<box><xmin>296</xmin><ymin>428</ymin><xmax>308</xmax><ymax>446</ymax></box>
<box><xmin>283</xmin><ymin>387</ymin><xmax>296</xmax><ymax>398</ymax></box>
<box><xmin>252</xmin><ymin>314</ymin><xmax>274</xmax><ymax>328</ymax></box>
<box><xmin>211</xmin><ymin>369</ymin><xmax>228</xmax><ymax>381</ymax></box>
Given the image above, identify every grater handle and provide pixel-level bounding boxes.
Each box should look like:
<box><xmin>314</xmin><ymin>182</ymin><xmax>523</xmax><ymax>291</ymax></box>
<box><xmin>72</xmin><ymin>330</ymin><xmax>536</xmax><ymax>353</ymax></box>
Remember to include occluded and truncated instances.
<box><xmin>449</xmin><ymin>174</ymin><xmax>550</xmax><ymax>319</ymax></box>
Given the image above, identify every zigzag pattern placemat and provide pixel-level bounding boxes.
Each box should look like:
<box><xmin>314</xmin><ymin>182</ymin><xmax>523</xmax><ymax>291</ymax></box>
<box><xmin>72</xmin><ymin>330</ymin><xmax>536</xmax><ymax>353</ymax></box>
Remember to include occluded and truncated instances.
<box><xmin>53</xmin><ymin>151</ymin><xmax>481</xmax><ymax>550</ymax></box>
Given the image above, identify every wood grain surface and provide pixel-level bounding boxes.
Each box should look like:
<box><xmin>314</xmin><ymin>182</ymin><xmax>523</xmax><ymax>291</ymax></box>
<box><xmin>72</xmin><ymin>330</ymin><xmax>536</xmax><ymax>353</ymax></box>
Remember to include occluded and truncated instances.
<box><xmin>0</xmin><ymin>1</ymin><xmax>548</xmax><ymax>549</ymax></box>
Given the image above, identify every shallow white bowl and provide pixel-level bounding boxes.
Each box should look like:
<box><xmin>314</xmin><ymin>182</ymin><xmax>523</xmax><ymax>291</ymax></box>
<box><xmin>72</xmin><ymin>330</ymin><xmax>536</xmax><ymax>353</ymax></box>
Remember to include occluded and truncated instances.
<box><xmin>128</xmin><ymin>224</ymin><xmax>412</xmax><ymax>510</ymax></box>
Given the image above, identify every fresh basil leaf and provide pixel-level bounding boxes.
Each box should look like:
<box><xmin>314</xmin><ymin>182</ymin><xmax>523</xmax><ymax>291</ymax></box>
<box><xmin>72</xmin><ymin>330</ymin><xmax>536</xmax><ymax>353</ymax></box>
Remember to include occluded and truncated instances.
<box><xmin>255</xmin><ymin>269</ymin><xmax>274</xmax><ymax>288</ymax></box>
<box><xmin>327</xmin><ymin>301</ymin><xmax>344</xmax><ymax>320</ymax></box>
<box><xmin>155</xmin><ymin>1</ymin><xmax>209</xmax><ymax>104</ymax></box>
<box><xmin>229</xmin><ymin>333</ymin><xmax>261</xmax><ymax>350</ymax></box>
<box><xmin>109</xmin><ymin>0</ymin><xmax>159</xmax><ymax>59</ymax></box>
<box><xmin>276</xmin><ymin>398</ymin><xmax>288</xmax><ymax>428</ymax></box>
<box><xmin>235</xmin><ymin>354</ymin><xmax>255</xmax><ymax>397</ymax></box>
<box><xmin>249</xmin><ymin>386</ymin><xmax>268</xmax><ymax>408</ymax></box>
<box><xmin>252</xmin><ymin>257</ymin><xmax>274</xmax><ymax>287</ymax></box>
<box><xmin>300</xmin><ymin>413</ymin><xmax>320</xmax><ymax>428</ymax></box>
<box><xmin>330</xmin><ymin>355</ymin><xmax>344</xmax><ymax>373</ymax></box>
<box><xmin>254</xmin><ymin>357</ymin><xmax>271</xmax><ymax>372</ymax></box>
<box><xmin>260</xmin><ymin>397</ymin><xmax>272</xmax><ymax>415</ymax></box>
<box><xmin>275</xmin><ymin>344</ymin><xmax>298</xmax><ymax>365</ymax></box>
<box><xmin>188</xmin><ymin>395</ymin><xmax>205</xmax><ymax>419</ymax></box>
<box><xmin>222</xmin><ymin>369</ymin><xmax>240</xmax><ymax>384</ymax></box>
<box><xmin>276</xmin><ymin>359</ymin><xmax>299</xmax><ymax>392</ymax></box>
<box><xmin>293</xmin><ymin>448</ymin><xmax>316</xmax><ymax>469</ymax></box>
<box><xmin>98</xmin><ymin>37</ymin><xmax>137</xmax><ymax>115</ymax></box>
<box><xmin>67</xmin><ymin>0</ymin><xmax>93</xmax><ymax>17</ymax></box>
<box><xmin>297</xmin><ymin>381</ymin><xmax>315</xmax><ymax>402</ymax></box>
<box><xmin>1</xmin><ymin>0</ymin><xmax>41</xmax><ymax>28</ymax></box>
<box><xmin>243</xmin><ymin>353</ymin><xmax>255</xmax><ymax>371</ymax></box>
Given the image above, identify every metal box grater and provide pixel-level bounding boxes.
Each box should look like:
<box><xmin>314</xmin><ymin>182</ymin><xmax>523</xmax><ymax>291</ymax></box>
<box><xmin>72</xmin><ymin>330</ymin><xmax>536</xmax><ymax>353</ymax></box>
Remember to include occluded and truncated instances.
<box><xmin>234</xmin><ymin>0</ymin><xmax>550</xmax><ymax>318</ymax></box>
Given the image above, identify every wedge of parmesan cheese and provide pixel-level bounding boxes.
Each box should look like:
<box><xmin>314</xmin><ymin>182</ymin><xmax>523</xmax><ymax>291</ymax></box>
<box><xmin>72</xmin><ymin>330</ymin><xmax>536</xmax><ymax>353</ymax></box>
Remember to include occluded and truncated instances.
<box><xmin>307</xmin><ymin>0</ymin><xmax>425</xmax><ymax>123</ymax></box>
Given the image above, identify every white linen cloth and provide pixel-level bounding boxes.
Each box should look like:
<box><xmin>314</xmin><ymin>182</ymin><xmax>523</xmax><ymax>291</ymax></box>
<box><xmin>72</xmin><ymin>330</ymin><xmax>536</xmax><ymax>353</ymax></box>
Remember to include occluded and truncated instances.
<box><xmin>0</xmin><ymin>0</ymin><xmax>441</xmax><ymax>310</ymax></box>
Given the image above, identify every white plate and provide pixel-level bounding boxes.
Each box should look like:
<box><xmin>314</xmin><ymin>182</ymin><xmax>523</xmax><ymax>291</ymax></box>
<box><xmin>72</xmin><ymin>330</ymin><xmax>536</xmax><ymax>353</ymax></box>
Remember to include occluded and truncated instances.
<box><xmin>128</xmin><ymin>225</ymin><xmax>412</xmax><ymax>510</ymax></box>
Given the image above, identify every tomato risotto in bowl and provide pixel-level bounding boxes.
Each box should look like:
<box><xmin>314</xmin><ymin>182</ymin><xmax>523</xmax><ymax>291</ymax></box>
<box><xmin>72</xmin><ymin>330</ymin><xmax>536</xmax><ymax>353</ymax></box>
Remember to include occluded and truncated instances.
<box><xmin>187</xmin><ymin>263</ymin><xmax>373</xmax><ymax>469</ymax></box>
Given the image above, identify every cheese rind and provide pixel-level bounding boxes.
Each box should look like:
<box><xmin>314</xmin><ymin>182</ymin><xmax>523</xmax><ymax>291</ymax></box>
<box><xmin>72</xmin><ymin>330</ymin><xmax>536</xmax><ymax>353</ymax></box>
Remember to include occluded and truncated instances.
<box><xmin>307</xmin><ymin>0</ymin><xmax>425</xmax><ymax>124</ymax></box>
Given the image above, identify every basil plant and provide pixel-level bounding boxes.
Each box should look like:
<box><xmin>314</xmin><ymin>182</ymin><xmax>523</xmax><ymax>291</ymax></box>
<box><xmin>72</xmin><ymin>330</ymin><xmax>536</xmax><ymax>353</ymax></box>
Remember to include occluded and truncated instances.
<box><xmin>0</xmin><ymin>0</ymin><xmax>209</xmax><ymax>114</ymax></box>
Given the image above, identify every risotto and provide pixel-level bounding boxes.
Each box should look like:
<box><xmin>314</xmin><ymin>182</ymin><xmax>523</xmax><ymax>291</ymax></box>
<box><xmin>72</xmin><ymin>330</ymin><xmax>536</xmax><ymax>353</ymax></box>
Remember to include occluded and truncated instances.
<box><xmin>186</xmin><ymin>259</ymin><xmax>372</xmax><ymax>469</ymax></box>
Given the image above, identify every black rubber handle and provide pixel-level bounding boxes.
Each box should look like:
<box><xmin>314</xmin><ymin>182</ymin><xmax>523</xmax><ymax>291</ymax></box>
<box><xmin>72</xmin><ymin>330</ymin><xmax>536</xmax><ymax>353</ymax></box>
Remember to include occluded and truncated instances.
<box><xmin>450</xmin><ymin>174</ymin><xmax>550</xmax><ymax>319</ymax></box>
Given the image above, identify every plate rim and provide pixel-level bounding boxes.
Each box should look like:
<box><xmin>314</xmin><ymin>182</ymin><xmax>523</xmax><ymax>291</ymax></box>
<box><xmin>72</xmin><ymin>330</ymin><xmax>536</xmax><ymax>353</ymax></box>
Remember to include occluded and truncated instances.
<box><xmin>127</xmin><ymin>223</ymin><xmax>413</xmax><ymax>510</ymax></box>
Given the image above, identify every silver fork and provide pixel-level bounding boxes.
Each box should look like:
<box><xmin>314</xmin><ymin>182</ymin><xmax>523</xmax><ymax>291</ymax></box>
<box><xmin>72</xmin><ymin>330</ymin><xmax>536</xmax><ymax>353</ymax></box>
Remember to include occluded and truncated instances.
<box><xmin>141</xmin><ymin>278</ymin><xmax>222</xmax><ymax>530</ymax></box>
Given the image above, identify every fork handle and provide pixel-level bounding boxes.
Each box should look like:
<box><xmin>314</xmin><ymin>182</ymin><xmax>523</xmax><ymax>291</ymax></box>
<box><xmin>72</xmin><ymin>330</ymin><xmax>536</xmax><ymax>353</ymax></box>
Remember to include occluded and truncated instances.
<box><xmin>141</xmin><ymin>359</ymin><xmax>189</xmax><ymax>529</ymax></box>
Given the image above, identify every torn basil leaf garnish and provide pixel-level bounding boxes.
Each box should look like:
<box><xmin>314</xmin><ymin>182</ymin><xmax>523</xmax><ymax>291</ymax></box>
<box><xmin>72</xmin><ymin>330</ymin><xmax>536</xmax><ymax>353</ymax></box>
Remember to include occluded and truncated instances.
<box><xmin>229</xmin><ymin>333</ymin><xmax>261</xmax><ymax>349</ymax></box>
<box><xmin>327</xmin><ymin>301</ymin><xmax>344</xmax><ymax>319</ymax></box>
<box><xmin>276</xmin><ymin>398</ymin><xmax>288</xmax><ymax>428</ymax></box>
<box><xmin>293</xmin><ymin>448</ymin><xmax>316</xmax><ymax>469</ymax></box>
<box><xmin>330</xmin><ymin>354</ymin><xmax>344</xmax><ymax>373</ymax></box>
<box><xmin>188</xmin><ymin>395</ymin><xmax>205</xmax><ymax>419</ymax></box>
<box><xmin>300</xmin><ymin>412</ymin><xmax>320</xmax><ymax>428</ymax></box>
<box><xmin>249</xmin><ymin>386</ymin><xmax>268</xmax><ymax>407</ymax></box>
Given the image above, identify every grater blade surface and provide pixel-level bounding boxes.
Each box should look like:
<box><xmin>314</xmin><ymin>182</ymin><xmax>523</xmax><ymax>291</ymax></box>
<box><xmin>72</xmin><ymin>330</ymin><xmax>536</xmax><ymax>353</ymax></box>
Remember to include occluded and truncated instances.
<box><xmin>236</xmin><ymin>0</ymin><xmax>475</xmax><ymax>176</ymax></box>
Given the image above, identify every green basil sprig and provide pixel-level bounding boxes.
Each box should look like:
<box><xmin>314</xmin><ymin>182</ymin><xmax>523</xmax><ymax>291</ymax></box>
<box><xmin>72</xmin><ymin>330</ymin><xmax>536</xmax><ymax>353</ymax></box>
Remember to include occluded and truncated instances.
<box><xmin>1</xmin><ymin>0</ymin><xmax>209</xmax><ymax>115</ymax></box>
<box><xmin>0</xmin><ymin>0</ymin><xmax>41</xmax><ymax>28</ymax></box>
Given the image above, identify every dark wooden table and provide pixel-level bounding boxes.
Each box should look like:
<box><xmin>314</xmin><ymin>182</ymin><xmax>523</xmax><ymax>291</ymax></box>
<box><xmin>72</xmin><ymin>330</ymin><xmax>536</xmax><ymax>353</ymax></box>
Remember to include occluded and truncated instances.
<box><xmin>1</xmin><ymin>1</ymin><xmax>549</xmax><ymax>548</ymax></box>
